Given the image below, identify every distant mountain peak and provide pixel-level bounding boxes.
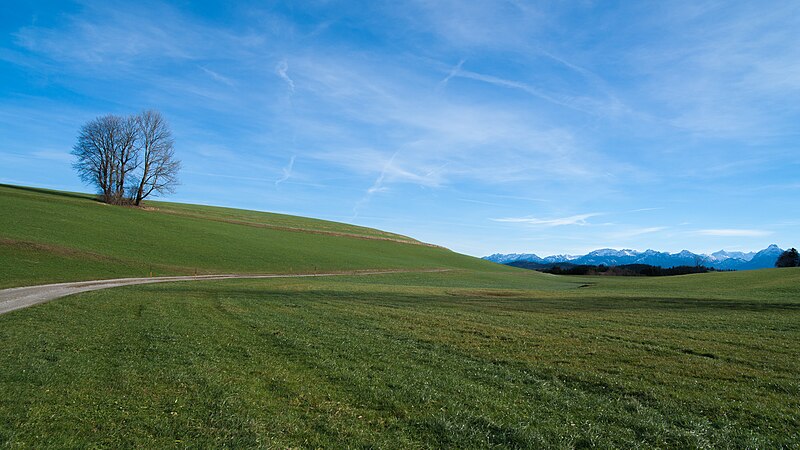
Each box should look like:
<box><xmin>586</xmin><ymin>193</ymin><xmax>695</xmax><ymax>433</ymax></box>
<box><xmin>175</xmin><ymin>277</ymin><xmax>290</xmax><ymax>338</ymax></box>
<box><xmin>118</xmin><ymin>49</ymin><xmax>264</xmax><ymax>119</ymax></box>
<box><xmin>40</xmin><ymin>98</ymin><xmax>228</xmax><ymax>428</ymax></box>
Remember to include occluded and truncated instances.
<box><xmin>483</xmin><ymin>245</ymin><xmax>785</xmax><ymax>271</ymax></box>
<box><xmin>483</xmin><ymin>253</ymin><xmax>542</xmax><ymax>264</ymax></box>
<box><xmin>586</xmin><ymin>248</ymin><xmax>639</xmax><ymax>257</ymax></box>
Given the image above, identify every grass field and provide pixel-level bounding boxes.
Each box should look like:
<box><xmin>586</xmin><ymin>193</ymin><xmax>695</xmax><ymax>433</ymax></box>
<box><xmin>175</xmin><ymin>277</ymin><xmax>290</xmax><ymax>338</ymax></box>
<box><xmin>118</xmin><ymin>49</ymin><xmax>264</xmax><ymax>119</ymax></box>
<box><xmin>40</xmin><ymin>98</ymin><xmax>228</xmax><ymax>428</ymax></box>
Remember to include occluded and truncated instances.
<box><xmin>0</xmin><ymin>184</ymin><xmax>497</xmax><ymax>289</ymax></box>
<box><xmin>1</xmin><ymin>184</ymin><xmax>799</xmax><ymax>448</ymax></box>
<box><xmin>1</xmin><ymin>270</ymin><xmax>798</xmax><ymax>448</ymax></box>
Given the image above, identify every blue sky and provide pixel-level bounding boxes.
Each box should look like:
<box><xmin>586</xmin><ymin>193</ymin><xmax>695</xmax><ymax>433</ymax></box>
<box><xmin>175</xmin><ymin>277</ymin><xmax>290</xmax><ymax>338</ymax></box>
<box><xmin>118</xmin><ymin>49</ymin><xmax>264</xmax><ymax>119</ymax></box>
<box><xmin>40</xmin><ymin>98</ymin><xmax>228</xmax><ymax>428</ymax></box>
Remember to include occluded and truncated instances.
<box><xmin>1</xmin><ymin>1</ymin><xmax>798</xmax><ymax>257</ymax></box>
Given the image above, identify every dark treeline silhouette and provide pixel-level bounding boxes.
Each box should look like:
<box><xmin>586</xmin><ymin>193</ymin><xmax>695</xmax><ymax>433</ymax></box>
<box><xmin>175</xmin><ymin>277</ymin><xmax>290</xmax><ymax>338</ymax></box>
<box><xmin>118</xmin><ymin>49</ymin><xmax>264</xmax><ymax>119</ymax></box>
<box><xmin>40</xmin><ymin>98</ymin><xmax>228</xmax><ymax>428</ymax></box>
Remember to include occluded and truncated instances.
<box><xmin>775</xmin><ymin>248</ymin><xmax>799</xmax><ymax>267</ymax></box>
<box><xmin>508</xmin><ymin>261</ymin><xmax>724</xmax><ymax>277</ymax></box>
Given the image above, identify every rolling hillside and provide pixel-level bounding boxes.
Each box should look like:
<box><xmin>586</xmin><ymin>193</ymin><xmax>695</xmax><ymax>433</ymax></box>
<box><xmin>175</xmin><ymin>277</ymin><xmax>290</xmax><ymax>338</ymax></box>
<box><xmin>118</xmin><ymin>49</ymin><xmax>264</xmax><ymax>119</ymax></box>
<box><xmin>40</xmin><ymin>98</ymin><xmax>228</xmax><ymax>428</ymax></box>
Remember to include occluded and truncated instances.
<box><xmin>0</xmin><ymin>184</ymin><xmax>509</xmax><ymax>288</ymax></box>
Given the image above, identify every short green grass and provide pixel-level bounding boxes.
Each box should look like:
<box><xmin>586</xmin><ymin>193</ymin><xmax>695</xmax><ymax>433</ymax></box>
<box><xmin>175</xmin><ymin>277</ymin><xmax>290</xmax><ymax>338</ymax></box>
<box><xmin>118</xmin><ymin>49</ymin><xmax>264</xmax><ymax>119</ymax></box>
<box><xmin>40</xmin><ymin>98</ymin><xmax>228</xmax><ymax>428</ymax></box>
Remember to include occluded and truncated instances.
<box><xmin>152</xmin><ymin>200</ymin><xmax>421</xmax><ymax>243</ymax></box>
<box><xmin>2</xmin><ymin>184</ymin><xmax>798</xmax><ymax>447</ymax></box>
<box><xmin>1</xmin><ymin>269</ymin><xmax>798</xmax><ymax>448</ymax></box>
<box><xmin>0</xmin><ymin>184</ymin><xmax>502</xmax><ymax>288</ymax></box>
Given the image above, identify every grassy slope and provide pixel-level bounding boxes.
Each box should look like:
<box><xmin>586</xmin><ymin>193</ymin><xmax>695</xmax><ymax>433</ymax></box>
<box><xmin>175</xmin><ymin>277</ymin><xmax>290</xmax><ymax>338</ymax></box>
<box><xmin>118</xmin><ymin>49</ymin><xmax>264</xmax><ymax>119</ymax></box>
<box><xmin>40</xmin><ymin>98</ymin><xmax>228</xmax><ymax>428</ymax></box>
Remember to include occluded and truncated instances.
<box><xmin>152</xmin><ymin>200</ymin><xmax>421</xmax><ymax>243</ymax></box>
<box><xmin>0</xmin><ymin>184</ymin><xmax>506</xmax><ymax>288</ymax></box>
<box><xmin>0</xmin><ymin>270</ymin><xmax>798</xmax><ymax>448</ymax></box>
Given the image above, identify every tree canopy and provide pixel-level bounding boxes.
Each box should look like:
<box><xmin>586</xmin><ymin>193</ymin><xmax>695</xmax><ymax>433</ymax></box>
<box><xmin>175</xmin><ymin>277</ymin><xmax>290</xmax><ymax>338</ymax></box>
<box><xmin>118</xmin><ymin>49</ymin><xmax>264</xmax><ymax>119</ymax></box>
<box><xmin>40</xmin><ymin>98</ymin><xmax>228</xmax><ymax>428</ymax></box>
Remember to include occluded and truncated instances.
<box><xmin>775</xmin><ymin>248</ymin><xmax>799</xmax><ymax>268</ymax></box>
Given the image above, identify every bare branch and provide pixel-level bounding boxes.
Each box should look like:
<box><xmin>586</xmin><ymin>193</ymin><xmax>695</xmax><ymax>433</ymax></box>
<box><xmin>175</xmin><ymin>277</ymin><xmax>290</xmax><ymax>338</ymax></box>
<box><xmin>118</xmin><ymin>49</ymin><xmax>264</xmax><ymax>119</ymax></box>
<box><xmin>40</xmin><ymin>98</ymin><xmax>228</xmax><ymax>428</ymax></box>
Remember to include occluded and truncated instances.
<box><xmin>132</xmin><ymin>110</ymin><xmax>179</xmax><ymax>205</ymax></box>
<box><xmin>72</xmin><ymin>110</ymin><xmax>180</xmax><ymax>205</ymax></box>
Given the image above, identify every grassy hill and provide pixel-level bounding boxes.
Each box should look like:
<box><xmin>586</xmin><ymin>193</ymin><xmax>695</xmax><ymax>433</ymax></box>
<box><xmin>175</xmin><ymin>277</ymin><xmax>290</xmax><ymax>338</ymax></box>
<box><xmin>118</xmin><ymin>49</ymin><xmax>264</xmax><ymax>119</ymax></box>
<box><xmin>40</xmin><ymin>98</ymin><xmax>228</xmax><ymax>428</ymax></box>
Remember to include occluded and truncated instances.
<box><xmin>1</xmin><ymin>183</ymin><xmax>798</xmax><ymax>447</ymax></box>
<box><xmin>0</xmin><ymin>184</ymin><xmax>511</xmax><ymax>288</ymax></box>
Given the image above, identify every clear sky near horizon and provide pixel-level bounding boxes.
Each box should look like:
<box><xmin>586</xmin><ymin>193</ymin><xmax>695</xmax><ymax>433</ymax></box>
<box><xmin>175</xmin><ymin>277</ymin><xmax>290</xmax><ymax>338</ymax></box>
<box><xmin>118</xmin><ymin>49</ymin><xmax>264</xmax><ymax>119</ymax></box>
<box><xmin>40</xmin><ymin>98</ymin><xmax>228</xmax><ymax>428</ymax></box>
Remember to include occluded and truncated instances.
<box><xmin>1</xmin><ymin>1</ymin><xmax>798</xmax><ymax>257</ymax></box>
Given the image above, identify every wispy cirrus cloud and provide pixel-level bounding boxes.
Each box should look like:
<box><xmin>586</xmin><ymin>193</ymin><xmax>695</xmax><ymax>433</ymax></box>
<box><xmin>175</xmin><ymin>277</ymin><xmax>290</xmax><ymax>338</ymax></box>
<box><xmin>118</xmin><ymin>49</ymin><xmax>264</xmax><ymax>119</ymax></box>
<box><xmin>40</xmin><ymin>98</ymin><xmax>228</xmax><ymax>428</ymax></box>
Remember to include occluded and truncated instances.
<box><xmin>200</xmin><ymin>66</ymin><xmax>234</xmax><ymax>86</ymax></box>
<box><xmin>30</xmin><ymin>149</ymin><xmax>73</xmax><ymax>162</ymax></box>
<box><xmin>623</xmin><ymin>226</ymin><xmax>668</xmax><ymax>236</ymax></box>
<box><xmin>290</xmin><ymin>54</ymin><xmax>615</xmax><ymax>193</ymax></box>
<box><xmin>600</xmin><ymin>226</ymin><xmax>669</xmax><ymax>241</ymax></box>
<box><xmin>628</xmin><ymin>207</ymin><xmax>664</xmax><ymax>213</ymax></box>
<box><xmin>367</xmin><ymin>152</ymin><xmax>397</xmax><ymax>195</ymax></box>
<box><xmin>275</xmin><ymin>60</ymin><xmax>295</xmax><ymax>93</ymax></box>
<box><xmin>275</xmin><ymin>155</ymin><xmax>296</xmax><ymax>187</ymax></box>
<box><xmin>628</xmin><ymin>2</ymin><xmax>800</xmax><ymax>139</ymax></box>
<box><xmin>352</xmin><ymin>151</ymin><xmax>398</xmax><ymax>218</ymax></box>
<box><xmin>451</xmin><ymin>67</ymin><xmax>618</xmax><ymax>116</ymax></box>
<box><xmin>492</xmin><ymin>213</ymin><xmax>601</xmax><ymax>227</ymax></box>
<box><xmin>695</xmin><ymin>229</ymin><xmax>772</xmax><ymax>237</ymax></box>
<box><xmin>12</xmin><ymin>2</ymin><xmax>261</xmax><ymax>68</ymax></box>
<box><xmin>437</xmin><ymin>59</ymin><xmax>465</xmax><ymax>89</ymax></box>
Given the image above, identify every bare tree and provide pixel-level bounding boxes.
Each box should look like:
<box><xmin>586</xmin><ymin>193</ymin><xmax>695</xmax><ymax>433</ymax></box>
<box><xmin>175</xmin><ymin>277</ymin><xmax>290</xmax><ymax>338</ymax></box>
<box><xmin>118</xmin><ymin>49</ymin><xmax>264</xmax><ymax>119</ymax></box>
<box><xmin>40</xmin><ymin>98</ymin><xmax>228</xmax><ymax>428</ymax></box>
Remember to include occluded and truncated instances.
<box><xmin>73</xmin><ymin>116</ymin><xmax>111</xmax><ymax>202</ymax></box>
<box><xmin>131</xmin><ymin>110</ymin><xmax>179</xmax><ymax>205</ymax></box>
<box><xmin>113</xmin><ymin>115</ymin><xmax>139</xmax><ymax>204</ymax></box>
<box><xmin>72</xmin><ymin>110</ymin><xmax>179</xmax><ymax>205</ymax></box>
<box><xmin>72</xmin><ymin>114</ymin><xmax>138</xmax><ymax>204</ymax></box>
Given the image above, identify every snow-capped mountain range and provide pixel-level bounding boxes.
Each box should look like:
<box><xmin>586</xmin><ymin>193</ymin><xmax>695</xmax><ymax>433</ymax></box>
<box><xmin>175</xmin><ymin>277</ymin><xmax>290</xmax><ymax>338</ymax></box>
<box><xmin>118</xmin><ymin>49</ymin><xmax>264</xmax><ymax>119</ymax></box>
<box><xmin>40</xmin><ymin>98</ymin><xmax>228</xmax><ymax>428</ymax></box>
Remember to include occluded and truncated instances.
<box><xmin>483</xmin><ymin>245</ymin><xmax>784</xmax><ymax>271</ymax></box>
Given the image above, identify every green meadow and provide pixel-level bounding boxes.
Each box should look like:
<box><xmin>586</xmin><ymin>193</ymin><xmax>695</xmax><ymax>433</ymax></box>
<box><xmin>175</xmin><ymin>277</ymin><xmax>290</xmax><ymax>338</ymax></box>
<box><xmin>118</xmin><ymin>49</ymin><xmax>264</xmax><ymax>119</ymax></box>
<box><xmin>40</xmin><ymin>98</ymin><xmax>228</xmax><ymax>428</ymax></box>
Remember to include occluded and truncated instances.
<box><xmin>0</xmin><ymin>184</ymin><xmax>492</xmax><ymax>289</ymax></box>
<box><xmin>1</xmin><ymin>184</ymin><xmax>798</xmax><ymax>448</ymax></box>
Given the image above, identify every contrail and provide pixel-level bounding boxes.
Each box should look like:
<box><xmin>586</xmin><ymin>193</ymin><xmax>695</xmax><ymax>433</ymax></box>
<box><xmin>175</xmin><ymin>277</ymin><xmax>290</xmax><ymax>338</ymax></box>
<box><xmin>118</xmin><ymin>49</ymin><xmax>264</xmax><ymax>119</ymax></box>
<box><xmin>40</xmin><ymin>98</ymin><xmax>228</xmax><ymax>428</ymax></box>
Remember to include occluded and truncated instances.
<box><xmin>275</xmin><ymin>155</ymin><xmax>296</xmax><ymax>187</ymax></box>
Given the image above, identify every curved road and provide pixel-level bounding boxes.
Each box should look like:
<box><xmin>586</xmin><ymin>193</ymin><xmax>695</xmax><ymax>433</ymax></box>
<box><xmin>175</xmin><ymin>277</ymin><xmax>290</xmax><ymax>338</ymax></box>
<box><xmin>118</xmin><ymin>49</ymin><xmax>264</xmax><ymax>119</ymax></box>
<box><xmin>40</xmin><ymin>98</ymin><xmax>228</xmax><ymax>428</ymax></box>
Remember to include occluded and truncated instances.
<box><xmin>0</xmin><ymin>270</ymin><xmax>442</xmax><ymax>315</ymax></box>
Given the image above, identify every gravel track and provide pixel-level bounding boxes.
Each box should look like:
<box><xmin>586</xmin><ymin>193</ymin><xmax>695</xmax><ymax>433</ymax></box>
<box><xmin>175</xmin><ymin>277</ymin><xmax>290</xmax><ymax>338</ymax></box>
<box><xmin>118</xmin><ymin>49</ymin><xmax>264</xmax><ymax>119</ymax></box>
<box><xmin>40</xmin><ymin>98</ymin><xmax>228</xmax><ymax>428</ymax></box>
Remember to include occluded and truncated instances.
<box><xmin>0</xmin><ymin>270</ymin><xmax>443</xmax><ymax>315</ymax></box>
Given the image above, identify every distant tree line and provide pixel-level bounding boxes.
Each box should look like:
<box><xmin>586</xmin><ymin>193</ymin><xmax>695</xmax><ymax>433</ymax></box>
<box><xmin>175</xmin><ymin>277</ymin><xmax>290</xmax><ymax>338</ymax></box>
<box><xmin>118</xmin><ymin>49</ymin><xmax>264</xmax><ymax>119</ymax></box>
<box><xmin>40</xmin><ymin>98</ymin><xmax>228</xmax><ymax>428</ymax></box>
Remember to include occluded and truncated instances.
<box><xmin>508</xmin><ymin>261</ymin><xmax>722</xmax><ymax>277</ymax></box>
<box><xmin>72</xmin><ymin>110</ymin><xmax>180</xmax><ymax>205</ymax></box>
<box><xmin>776</xmin><ymin>248</ymin><xmax>799</xmax><ymax>267</ymax></box>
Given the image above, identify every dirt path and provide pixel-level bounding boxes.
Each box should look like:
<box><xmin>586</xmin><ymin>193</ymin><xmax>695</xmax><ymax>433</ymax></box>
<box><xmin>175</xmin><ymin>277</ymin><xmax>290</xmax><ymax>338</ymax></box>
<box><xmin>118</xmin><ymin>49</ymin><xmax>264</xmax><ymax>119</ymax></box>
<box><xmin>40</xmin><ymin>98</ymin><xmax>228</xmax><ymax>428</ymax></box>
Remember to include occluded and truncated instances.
<box><xmin>0</xmin><ymin>270</ymin><xmax>444</xmax><ymax>315</ymax></box>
